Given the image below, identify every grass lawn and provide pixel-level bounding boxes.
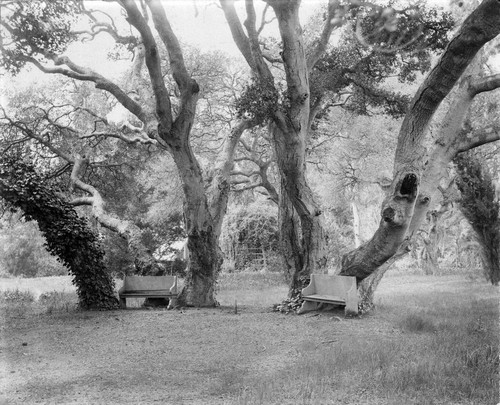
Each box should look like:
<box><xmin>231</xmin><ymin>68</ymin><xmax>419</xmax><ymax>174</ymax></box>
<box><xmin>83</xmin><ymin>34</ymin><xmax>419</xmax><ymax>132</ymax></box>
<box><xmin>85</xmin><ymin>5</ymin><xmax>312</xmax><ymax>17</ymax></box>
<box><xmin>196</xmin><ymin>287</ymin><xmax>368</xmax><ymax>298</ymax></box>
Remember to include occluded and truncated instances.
<box><xmin>0</xmin><ymin>272</ymin><xmax>498</xmax><ymax>404</ymax></box>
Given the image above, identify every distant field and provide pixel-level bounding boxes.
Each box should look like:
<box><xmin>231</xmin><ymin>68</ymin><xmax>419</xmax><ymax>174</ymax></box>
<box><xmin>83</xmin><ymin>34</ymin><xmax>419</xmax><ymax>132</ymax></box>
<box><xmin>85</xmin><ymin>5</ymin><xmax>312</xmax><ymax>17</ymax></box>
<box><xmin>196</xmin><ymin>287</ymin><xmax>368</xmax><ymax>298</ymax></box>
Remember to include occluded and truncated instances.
<box><xmin>1</xmin><ymin>272</ymin><xmax>498</xmax><ymax>404</ymax></box>
<box><xmin>0</xmin><ymin>276</ymin><xmax>76</xmax><ymax>299</ymax></box>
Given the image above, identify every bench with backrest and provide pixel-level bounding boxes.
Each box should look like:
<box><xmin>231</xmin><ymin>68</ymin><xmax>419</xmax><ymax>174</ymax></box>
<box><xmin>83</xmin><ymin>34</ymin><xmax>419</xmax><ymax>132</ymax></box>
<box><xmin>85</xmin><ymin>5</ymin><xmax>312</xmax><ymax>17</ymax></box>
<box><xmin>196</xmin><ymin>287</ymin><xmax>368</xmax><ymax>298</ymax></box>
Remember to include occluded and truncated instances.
<box><xmin>118</xmin><ymin>275</ymin><xmax>178</xmax><ymax>309</ymax></box>
<box><xmin>297</xmin><ymin>274</ymin><xmax>358</xmax><ymax>316</ymax></box>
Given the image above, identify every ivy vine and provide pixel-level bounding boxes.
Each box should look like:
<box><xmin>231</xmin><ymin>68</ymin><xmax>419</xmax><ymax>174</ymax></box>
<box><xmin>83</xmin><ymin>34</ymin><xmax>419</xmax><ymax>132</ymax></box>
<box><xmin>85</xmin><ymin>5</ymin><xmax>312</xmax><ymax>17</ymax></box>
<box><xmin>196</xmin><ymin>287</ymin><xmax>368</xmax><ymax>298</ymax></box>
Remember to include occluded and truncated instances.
<box><xmin>0</xmin><ymin>157</ymin><xmax>119</xmax><ymax>310</ymax></box>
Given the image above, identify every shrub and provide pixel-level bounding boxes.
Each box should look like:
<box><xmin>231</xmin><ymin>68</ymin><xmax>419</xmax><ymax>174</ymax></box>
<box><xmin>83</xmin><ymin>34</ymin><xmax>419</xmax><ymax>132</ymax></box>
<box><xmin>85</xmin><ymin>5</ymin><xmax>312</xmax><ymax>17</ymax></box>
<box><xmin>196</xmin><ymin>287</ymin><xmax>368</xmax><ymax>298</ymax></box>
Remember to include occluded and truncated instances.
<box><xmin>454</xmin><ymin>152</ymin><xmax>500</xmax><ymax>285</ymax></box>
<box><xmin>1</xmin><ymin>289</ymin><xmax>35</xmax><ymax>303</ymax></box>
<box><xmin>399</xmin><ymin>313</ymin><xmax>436</xmax><ymax>333</ymax></box>
<box><xmin>221</xmin><ymin>202</ymin><xmax>280</xmax><ymax>272</ymax></box>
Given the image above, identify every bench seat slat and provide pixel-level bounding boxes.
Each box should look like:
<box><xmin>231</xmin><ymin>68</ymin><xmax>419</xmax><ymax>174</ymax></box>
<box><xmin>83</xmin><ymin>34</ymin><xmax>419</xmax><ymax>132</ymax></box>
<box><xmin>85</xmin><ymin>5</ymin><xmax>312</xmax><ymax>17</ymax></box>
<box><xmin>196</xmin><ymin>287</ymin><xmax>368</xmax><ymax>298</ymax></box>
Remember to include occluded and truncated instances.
<box><xmin>121</xmin><ymin>291</ymin><xmax>174</xmax><ymax>296</ymax></box>
<box><xmin>303</xmin><ymin>294</ymin><xmax>346</xmax><ymax>304</ymax></box>
<box><xmin>122</xmin><ymin>290</ymin><xmax>171</xmax><ymax>294</ymax></box>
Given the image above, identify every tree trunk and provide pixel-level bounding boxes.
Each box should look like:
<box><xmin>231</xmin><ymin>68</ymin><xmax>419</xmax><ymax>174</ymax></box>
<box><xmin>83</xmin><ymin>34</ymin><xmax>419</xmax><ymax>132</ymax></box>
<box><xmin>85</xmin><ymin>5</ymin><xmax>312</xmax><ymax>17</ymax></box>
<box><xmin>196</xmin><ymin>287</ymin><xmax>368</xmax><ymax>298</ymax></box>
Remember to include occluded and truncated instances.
<box><xmin>340</xmin><ymin>0</ymin><xmax>500</xmax><ymax>285</ymax></box>
<box><xmin>272</xmin><ymin>125</ymin><xmax>328</xmax><ymax>296</ymax></box>
<box><xmin>170</xmin><ymin>140</ymin><xmax>222</xmax><ymax>307</ymax></box>
<box><xmin>220</xmin><ymin>0</ymin><xmax>332</xmax><ymax>297</ymax></box>
<box><xmin>351</xmin><ymin>67</ymin><xmax>500</xmax><ymax>310</ymax></box>
<box><xmin>357</xmin><ymin>257</ymin><xmax>398</xmax><ymax>313</ymax></box>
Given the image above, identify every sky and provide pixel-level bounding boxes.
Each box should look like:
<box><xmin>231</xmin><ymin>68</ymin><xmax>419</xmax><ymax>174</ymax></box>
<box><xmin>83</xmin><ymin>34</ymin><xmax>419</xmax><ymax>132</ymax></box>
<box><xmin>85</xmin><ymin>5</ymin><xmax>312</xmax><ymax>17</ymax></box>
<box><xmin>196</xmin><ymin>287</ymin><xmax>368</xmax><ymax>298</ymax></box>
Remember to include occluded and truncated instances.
<box><xmin>0</xmin><ymin>0</ymin><xmax>463</xmax><ymax>106</ymax></box>
<box><xmin>66</xmin><ymin>0</ymin><xmax>451</xmax><ymax>71</ymax></box>
<box><xmin>64</xmin><ymin>0</ymin><xmax>322</xmax><ymax>73</ymax></box>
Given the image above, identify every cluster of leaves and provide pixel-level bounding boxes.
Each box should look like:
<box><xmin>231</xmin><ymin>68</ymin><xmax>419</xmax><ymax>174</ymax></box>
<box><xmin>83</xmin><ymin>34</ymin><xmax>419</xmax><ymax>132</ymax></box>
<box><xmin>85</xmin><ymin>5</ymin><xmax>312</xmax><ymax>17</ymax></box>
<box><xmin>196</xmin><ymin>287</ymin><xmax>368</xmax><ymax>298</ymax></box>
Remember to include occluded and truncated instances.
<box><xmin>273</xmin><ymin>291</ymin><xmax>304</xmax><ymax>314</ymax></box>
<box><xmin>273</xmin><ymin>274</ymin><xmax>310</xmax><ymax>313</ymax></box>
<box><xmin>310</xmin><ymin>3</ymin><xmax>454</xmax><ymax>119</ymax></box>
<box><xmin>1</xmin><ymin>0</ymin><xmax>81</xmax><ymax>74</ymax></box>
<box><xmin>355</xmin><ymin>4</ymin><xmax>453</xmax><ymax>52</ymax></box>
<box><xmin>0</xmin><ymin>156</ymin><xmax>119</xmax><ymax>309</ymax></box>
<box><xmin>344</xmin><ymin>83</ymin><xmax>411</xmax><ymax>118</ymax></box>
<box><xmin>235</xmin><ymin>77</ymin><xmax>280</xmax><ymax>125</ymax></box>
<box><xmin>222</xmin><ymin>203</ymin><xmax>280</xmax><ymax>269</ymax></box>
<box><xmin>454</xmin><ymin>152</ymin><xmax>499</xmax><ymax>285</ymax></box>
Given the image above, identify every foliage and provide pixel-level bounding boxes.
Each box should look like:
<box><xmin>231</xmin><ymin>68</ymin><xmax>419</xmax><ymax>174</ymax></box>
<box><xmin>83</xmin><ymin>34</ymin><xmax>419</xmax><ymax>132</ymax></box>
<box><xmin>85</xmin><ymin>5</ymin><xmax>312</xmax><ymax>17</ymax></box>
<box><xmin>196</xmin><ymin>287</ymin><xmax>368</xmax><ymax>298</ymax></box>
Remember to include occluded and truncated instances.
<box><xmin>273</xmin><ymin>290</ymin><xmax>304</xmax><ymax>314</ymax></box>
<box><xmin>236</xmin><ymin>3</ymin><xmax>453</xmax><ymax>124</ymax></box>
<box><xmin>0</xmin><ymin>0</ymin><xmax>81</xmax><ymax>74</ymax></box>
<box><xmin>0</xmin><ymin>156</ymin><xmax>119</xmax><ymax>309</ymax></box>
<box><xmin>454</xmin><ymin>152</ymin><xmax>500</xmax><ymax>285</ymax></box>
<box><xmin>221</xmin><ymin>202</ymin><xmax>280</xmax><ymax>271</ymax></box>
<box><xmin>159</xmin><ymin>257</ymin><xmax>187</xmax><ymax>278</ymax></box>
<box><xmin>1</xmin><ymin>288</ymin><xmax>35</xmax><ymax>303</ymax></box>
<box><xmin>308</xmin><ymin>3</ymin><xmax>454</xmax><ymax>119</ymax></box>
<box><xmin>0</xmin><ymin>216</ymin><xmax>67</xmax><ymax>277</ymax></box>
<box><xmin>101</xmin><ymin>228</ymin><xmax>135</xmax><ymax>277</ymax></box>
<box><xmin>235</xmin><ymin>77</ymin><xmax>279</xmax><ymax>125</ymax></box>
<box><xmin>217</xmin><ymin>270</ymin><xmax>286</xmax><ymax>290</ymax></box>
<box><xmin>136</xmin><ymin>156</ymin><xmax>185</xmax><ymax>257</ymax></box>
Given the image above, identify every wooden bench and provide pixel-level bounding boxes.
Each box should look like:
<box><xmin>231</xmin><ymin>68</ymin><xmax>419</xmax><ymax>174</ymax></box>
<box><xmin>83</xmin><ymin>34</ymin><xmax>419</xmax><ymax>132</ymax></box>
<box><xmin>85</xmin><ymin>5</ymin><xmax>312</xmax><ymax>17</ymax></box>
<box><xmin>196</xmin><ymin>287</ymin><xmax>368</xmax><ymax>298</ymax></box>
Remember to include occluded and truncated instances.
<box><xmin>118</xmin><ymin>275</ymin><xmax>178</xmax><ymax>309</ymax></box>
<box><xmin>297</xmin><ymin>274</ymin><xmax>358</xmax><ymax>316</ymax></box>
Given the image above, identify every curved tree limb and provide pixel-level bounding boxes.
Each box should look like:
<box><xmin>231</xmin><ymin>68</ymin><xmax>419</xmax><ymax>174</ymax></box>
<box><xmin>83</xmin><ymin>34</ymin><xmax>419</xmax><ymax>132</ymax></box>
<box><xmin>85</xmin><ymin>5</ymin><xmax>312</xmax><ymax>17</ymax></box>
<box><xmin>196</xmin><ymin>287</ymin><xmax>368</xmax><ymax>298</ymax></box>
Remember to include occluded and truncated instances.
<box><xmin>457</xmin><ymin>124</ymin><xmax>500</xmax><ymax>153</ymax></box>
<box><xmin>306</xmin><ymin>0</ymin><xmax>339</xmax><ymax>71</ymax></box>
<box><xmin>209</xmin><ymin>119</ymin><xmax>255</xmax><ymax>236</ymax></box>
<box><xmin>120</xmin><ymin>0</ymin><xmax>173</xmax><ymax>133</ymax></box>
<box><xmin>69</xmin><ymin>156</ymin><xmax>163</xmax><ymax>275</ymax></box>
<box><xmin>394</xmin><ymin>0</ymin><xmax>500</xmax><ymax>174</ymax></box>
<box><xmin>19</xmin><ymin>54</ymin><xmax>148</xmax><ymax>126</ymax></box>
<box><xmin>146</xmin><ymin>0</ymin><xmax>192</xmax><ymax>92</ymax></box>
<box><xmin>341</xmin><ymin>0</ymin><xmax>500</xmax><ymax>283</ymax></box>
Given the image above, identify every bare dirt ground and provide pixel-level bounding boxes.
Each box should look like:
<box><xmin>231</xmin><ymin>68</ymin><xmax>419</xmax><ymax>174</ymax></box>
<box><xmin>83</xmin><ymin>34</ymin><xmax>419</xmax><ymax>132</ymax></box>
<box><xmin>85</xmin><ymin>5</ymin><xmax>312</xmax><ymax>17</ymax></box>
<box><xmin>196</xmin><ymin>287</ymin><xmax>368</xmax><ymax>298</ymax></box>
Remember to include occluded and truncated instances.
<box><xmin>0</xmin><ymin>273</ymin><xmax>498</xmax><ymax>404</ymax></box>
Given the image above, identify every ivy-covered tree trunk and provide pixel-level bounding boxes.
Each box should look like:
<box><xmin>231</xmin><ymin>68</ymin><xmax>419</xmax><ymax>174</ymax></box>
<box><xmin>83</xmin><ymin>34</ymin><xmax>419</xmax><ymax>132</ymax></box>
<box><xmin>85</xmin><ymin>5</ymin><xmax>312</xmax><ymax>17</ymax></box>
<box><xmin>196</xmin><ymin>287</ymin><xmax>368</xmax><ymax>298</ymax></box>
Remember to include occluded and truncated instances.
<box><xmin>454</xmin><ymin>152</ymin><xmax>500</xmax><ymax>285</ymax></box>
<box><xmin>0</xmin><ymin>159</ymin><xmax>119</xmax><ymax>310</ymax></box>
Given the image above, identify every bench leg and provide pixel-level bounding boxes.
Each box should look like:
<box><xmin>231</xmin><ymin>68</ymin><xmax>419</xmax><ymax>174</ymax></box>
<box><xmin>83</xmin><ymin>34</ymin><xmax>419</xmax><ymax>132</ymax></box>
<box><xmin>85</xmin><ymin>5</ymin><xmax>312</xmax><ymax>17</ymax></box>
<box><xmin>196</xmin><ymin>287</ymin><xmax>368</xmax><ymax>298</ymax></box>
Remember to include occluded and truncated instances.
<box><xmin>119</xmin><ymin>297</ymin><xmax>127</xmax><ymax>309</ymax></box>
<box><xmin>167</xmin><ymin>296</ymin><xmax>177</xmax><ymax>310</ymax></box>
<box><xmin>297</xmin><ymin>300</ymin><xmax>319</xmax><ymax>315</ymax></box>
<box><xmin>344</xmin><ymin>300</ymin><xmax>358</xmax><ymax>317</ymax></box>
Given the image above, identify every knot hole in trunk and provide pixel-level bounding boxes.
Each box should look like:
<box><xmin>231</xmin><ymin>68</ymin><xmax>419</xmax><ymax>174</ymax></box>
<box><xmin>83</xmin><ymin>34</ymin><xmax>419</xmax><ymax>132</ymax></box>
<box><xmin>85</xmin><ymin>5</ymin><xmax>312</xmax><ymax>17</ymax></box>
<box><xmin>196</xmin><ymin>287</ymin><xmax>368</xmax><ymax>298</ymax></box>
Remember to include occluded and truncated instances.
<box><xmin>382</xmin><ymin>207</ymin><xmax>395</xmax><ymax>222</ymax></box>
<box><xmin>399</xmin><ymin>173</ymin><xmax>418</xmax><ymax>198</ymax></box>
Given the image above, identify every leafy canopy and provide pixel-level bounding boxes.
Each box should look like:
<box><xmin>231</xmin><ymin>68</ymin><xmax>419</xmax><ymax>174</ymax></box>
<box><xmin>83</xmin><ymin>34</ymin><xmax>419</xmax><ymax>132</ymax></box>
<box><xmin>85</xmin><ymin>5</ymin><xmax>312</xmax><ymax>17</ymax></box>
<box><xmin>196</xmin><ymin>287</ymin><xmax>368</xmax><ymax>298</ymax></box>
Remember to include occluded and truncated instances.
<box><xmin>1</xmin><ymin>0</ymin><xmax>81</xmax><ymax>74</ymax></box>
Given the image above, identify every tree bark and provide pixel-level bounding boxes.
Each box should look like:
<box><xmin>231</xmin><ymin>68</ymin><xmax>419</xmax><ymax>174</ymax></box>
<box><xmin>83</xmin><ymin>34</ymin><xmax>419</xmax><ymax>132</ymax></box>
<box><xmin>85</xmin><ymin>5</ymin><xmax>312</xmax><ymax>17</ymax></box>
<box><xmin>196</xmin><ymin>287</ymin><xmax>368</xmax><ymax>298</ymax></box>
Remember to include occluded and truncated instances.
<box><xmin>352</xmin><ymin>202</ymin><xmax>361</xmax><ymax>248</ymax></box>
<box><xmin>278</xmin><ymin>179</ymin><xmax>303</xmax><ymax>290</ymax></box>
